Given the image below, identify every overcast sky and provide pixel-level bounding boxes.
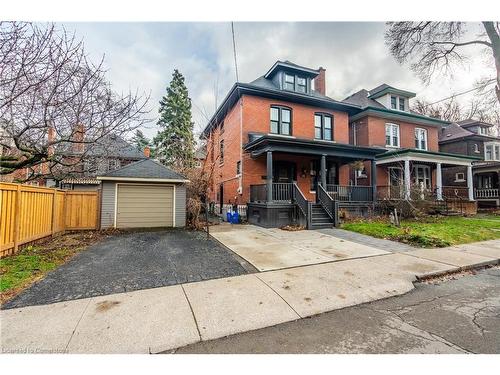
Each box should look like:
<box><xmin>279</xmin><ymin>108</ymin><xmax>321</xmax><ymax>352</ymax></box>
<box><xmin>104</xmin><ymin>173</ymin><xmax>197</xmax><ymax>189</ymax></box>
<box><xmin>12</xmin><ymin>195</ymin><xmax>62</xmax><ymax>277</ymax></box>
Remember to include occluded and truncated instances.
<box><xmin>64</xmin><ymin>22</ymin><xmax>494</xmax><ymax>139</ymax></box>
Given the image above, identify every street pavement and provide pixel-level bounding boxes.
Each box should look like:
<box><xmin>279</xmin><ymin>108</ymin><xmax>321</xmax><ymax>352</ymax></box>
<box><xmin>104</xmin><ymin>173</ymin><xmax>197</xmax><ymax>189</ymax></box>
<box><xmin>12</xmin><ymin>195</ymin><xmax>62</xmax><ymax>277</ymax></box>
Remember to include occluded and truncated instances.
<box><xmin>175</xmin><ymin>266</ymin><xmax>500</xmax><ymax>354</ymax></box>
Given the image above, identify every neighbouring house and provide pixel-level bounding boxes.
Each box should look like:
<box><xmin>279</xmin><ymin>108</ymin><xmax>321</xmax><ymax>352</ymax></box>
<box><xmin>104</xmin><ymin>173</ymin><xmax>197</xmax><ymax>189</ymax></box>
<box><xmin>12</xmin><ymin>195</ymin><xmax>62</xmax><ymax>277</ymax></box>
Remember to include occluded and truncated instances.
<box><xmin>97</xmin><ymin>158</ymin><xmax>188</xmax><ymax>229</ymax></box>
<box><xmin>439</xmin><ymin>119</ymin><xmax>500</xmax><ymax>208</ymax></box>
<box><xmin>58</xmin><ymin>132</ymin><xmax>148</xmax><ymax>190</ymax></box>
<box><xmin>201</xmin><ymin>60</ymin><xmax>479</xmax><ymax>229</ymax></box>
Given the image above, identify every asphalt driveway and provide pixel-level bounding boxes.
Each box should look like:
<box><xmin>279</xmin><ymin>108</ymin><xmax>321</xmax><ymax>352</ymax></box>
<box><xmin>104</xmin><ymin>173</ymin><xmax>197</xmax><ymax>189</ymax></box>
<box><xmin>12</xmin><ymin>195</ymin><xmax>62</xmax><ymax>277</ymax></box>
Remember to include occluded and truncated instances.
<box><xmin>2</xmin><ymin>230</ymin><xmax>251</xmax><ymax>309</ymax></box>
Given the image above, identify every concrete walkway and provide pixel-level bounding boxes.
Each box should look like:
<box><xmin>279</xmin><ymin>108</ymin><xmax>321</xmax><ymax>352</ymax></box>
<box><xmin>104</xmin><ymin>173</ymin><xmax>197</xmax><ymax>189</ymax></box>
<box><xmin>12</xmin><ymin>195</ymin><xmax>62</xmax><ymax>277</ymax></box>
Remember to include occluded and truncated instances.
<box><xmin>209</xmin><ymin>224</ymin><xmax>389</xmax><ymax>271</ymax></box>
<box><xmin>2</xmin><ymin>239</ymin><xmax>499</xmax><ymax>354</ymax></box>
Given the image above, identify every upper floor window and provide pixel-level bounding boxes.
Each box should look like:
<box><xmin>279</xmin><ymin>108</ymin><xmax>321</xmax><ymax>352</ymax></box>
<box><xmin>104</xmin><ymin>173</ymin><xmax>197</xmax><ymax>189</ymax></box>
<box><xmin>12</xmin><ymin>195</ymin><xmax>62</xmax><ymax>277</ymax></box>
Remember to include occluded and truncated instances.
<box><xmin>284</xmin><ymin>74</ymin><xmax>295</xmax><ymax>91</ymax></box>
<box><xmin>473</xmin><ymin>143</ymin><xmax>480</xmax><ymax>153</ymax></box>
<box><xmin>385</xmin><ymin>123</ymin><xmax>400</xmax><ymax>147</ymax></box>
<box><xmin>314</xmin><ymin>113</ymin><xmax>333</xmax><ymax>141</ymax></box>
<box><xmin>390</xmin><ymin>96</ymin><xmax>397</xmax><ymax>109</ymax></box>
<box><xmin>478</xmin><ymin>126</ymin><xmax>489</xmax><ymax>135</ymax></box>
<box><xmin>485</xmin><ymin>142</ymin><xmax>500</xmax><ymax>161</ymax></box>
<box><xmin>415</xmin><ymin>128</ymin><xmax>428</xmax><ymax>150</ymax></box>
<box><xmin>297</xmin><ymin>77</ymin><xmax>307</xmax><ymax>93</ymax></box>
<box><xmin>399</xmin><ymin>97</ymin><xmax>405</xmax><ymax>111</ymax></box>
<box><xmin>270</xmin><ymin>106</ymin><xmax>292</xmax><ymax>136</ymax></box>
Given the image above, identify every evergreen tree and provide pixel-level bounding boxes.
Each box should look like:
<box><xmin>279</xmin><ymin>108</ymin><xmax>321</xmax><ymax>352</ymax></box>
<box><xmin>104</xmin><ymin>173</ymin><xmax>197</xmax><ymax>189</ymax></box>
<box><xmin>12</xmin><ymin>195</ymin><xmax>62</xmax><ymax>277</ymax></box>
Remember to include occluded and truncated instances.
<box><xmin>131</xmin><ymin>129</ymin><xmax>151</xmax><ymax>151</ymax></box>
<box><xmin>154</xmin><ymin>69</ymin><xmax>195</xmax><ymax>171</ymax></box>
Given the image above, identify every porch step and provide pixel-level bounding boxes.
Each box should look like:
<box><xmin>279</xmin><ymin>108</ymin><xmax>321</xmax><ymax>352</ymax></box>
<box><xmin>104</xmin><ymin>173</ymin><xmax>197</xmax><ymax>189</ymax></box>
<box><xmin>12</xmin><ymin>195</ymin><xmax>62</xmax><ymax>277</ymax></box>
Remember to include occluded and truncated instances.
<box><xmin>310</xmin><ymin>203</ymin><xmax>334</xmax><ymax>229</ymax></box>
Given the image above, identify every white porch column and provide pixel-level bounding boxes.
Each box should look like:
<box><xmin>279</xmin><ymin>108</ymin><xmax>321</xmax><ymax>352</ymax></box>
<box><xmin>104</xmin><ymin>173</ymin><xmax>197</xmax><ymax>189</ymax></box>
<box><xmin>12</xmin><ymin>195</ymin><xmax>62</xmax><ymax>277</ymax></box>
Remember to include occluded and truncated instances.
<box><xmin>436</xmin><ymin>162</ymin><xmax>443</xmax><ymax>200</ymax></box>
<box><xmin>404</xmin><ymin>159</ymin><xmax>411</xmax><ymax>200</ymax></box>
<box><xmin>467</xmin><ymin>164</ymin><xmax>474</xmax><ymax>201</ymax></box>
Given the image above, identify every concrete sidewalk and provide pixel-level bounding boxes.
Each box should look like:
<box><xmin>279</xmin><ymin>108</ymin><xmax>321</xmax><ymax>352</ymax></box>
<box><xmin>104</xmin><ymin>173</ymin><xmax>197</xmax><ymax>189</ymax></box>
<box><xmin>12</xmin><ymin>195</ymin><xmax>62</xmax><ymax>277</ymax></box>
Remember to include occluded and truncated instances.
<box><xmin>1</xmin><ymin>240</ymin><xmax>499</xmax><ymax>354</ymax></box>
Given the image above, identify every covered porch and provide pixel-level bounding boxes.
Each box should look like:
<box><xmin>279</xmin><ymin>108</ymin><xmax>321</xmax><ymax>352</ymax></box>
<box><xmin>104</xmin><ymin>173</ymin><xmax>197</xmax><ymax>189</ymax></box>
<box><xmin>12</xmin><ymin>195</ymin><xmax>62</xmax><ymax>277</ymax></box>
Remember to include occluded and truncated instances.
<box><xmin>375</xmin><ymin>149</ymin><xmax>480</xmax><ymax>202</ymax></box>
<box><xmin>473</xmin><ymin>161</ymin><xmax>500</xmax><ymax>208</ymax></box>
<box><xmin>243</xmin><ymin>135</ymin><xmax>383</xmax><ymax>228</ymax></box>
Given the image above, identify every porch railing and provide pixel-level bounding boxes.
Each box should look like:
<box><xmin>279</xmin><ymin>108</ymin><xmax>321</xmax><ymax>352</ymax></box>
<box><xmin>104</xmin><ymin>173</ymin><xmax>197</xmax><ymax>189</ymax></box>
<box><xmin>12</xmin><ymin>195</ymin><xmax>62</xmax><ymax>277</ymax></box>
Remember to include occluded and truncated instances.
<box><xmin>292</xmin><ymin>183</ymin><xmax>308</xmax><ymax>217</ymax></box>
<box><xmin>249</xmin><ymin>183</ymin><xmax>293</xmax><ymax>203</ymax></box>
<box><xmin>326</xmin><ymin>184</ymin><xmax>373</xmax><ymax>202</ymax></box>
<box><xmin>273</xmin><ymin>183</ymin><xmax>293</xmax><ymax>202</ymax></box>
<box><xmin>475</xmin><ymin>188</ymin><xmax>499</xmax><ymax>199</ymax></box>
<box><xmin>249</xmin><ymin>184</ymin><xmax>267</xmax><ymax>202</ymax></box>
<box><xmin>318</xmin><ymin>184</ymin><xmax>336</xmax><ymax>222</ymax></box>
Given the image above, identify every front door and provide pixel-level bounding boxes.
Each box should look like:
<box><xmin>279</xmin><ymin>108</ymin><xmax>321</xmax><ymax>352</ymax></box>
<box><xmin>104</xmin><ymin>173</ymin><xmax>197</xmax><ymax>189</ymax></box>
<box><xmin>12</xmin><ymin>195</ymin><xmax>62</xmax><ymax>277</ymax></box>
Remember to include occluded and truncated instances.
<box><xmin>273</xmin><ymin>161</ymin><xmax>296</xmax><ymax>183</ymax></box>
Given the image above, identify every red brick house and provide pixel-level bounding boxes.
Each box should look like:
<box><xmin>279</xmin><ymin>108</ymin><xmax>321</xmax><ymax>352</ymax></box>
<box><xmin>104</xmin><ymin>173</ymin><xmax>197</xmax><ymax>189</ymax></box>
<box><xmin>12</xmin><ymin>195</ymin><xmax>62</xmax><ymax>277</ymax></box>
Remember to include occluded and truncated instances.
<box><xmin>201</xmin><ymin>61</ymin><xmax>478</xmax><ymax>228</ymax></box>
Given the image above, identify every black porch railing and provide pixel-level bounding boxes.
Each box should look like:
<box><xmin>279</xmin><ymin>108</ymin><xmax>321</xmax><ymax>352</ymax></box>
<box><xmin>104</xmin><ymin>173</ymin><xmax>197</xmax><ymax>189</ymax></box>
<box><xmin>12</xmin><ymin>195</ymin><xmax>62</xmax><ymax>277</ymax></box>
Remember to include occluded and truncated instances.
<box><xmin>273</xmin><ymin>183</ymin><xmax>293</xmax><ymax>202</ymax></box>
<box><xmin>249</xmin><ymin>183</ymin><xmax>294</xmax><ymax>203</ymax></box>
<box><xmin>249</xmin><ymin>184</ymin><xmax>267</xmax><ymax>202</ymax></box>
<box><xmin>326</xmin><ymin>184</ymin><xmax>373</xmax><ymax>202</ymax></box>
<box><xmin>318</xmin><ymin>184</ymin><xmax>338</xmax><ymax>225</ymax></box>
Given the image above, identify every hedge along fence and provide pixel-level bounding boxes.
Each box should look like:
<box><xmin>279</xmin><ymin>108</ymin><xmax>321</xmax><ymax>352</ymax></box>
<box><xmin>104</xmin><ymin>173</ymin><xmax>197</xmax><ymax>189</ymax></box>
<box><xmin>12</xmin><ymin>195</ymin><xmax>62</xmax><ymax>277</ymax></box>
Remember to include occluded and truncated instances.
<box><xmin>0</xmin><ymin>182</ymin><xmax>100</xmax><ymax>257</ymax></box>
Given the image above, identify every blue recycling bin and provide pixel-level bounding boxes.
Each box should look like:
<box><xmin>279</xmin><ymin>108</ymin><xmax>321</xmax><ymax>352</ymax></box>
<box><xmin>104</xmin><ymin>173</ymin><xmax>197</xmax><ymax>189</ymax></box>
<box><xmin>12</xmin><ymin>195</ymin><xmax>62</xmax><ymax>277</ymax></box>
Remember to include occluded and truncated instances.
<box><xmin>226</xmin><ymin>211</ymin><xmax>232</xmax><ymax>223</ymax></box>
<box><xmin>231</xmin><ymin>211</ymin><xmax>240</xmax><ymax>224</ymax></box>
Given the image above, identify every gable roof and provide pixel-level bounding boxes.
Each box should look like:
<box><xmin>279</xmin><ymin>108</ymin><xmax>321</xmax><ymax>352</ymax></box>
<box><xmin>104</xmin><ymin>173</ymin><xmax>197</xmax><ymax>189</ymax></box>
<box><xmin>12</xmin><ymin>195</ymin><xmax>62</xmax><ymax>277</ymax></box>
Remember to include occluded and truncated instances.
<box><xmin>439</xmin><ymin>122</ymin><xmax>475</xmax><ymax>142</ymax></box>
<box><xmin>97</xmin><ymin>159</ymin><xmax>187</xmax><ymax>182</ymax></box>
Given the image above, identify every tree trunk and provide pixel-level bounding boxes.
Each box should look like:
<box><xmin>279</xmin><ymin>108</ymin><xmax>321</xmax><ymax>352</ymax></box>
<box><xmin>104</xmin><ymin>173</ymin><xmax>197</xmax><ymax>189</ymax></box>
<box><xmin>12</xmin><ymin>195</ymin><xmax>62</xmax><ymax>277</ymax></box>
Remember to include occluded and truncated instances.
<box><xmin>483</xmin><ymin>22</ymin><xmax>500</xmax><ymax>104</ymax></box>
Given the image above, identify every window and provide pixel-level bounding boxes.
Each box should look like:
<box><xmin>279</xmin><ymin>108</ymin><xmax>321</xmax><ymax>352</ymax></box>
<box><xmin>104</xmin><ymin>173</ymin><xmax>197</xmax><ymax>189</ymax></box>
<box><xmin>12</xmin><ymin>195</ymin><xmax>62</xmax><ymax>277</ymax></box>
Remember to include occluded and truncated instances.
<box><xmin>284</xmin><ymin>74</ymin><xmax>295</xmax><ymax>91</ymax></box>
<box><xmin>455</xmin><ymin>172</ymin><xmax>465</xmax><ymax>182</ymax></box>
<box><xmin>385</xmin><ymin>123</ymin><xmax>400</xmax><ymax>147</ymax></box>
<box><xmin>270</xmin><ymin>106</ymin><xmax>292</xmax><ymax>135</ymax></box>
<box><xmin>415</xmin><ymin>128</ymin><xmax>428</xmax><ymax>150</ymax></box>
<box><xmin>473</xmin><ymin>144</ymin><xmax>480</xmax><ymax>153</ymax></box>
<box><xmin>297</xmin><ymin>77</ymin><xmax>307</xmax><ymax>93</ymax></box>
<box><xmin>478</xmin><ymin>175</ymin><xmax>493</xmax><ymax>189</ymax></box>
<box><xmin>485</xmin><ymin>142</ymin><xmax>500</xmax><ymax>160</ymax></box>
<box><xmin>399</xmin><ymin>97</ymin><xmax>405</xmax><ymax>111</ymax></box>
<box><xmin>314</xmin><ymin>113</ymin><xmax>333</xmax><ymax>141</ymax></box>
<box><xmin>478</xmin><ymin>126</ymin><xmax>488</xmax><ymax>135</ymax></box>
<box><xmin>219</xmin><ymin>139</ymin><xmax>224</xmax><ymax>164</ymax></box>
<box><xmin>236</xmin><ymin>161</ymin><xmax>241</xmax><ymax>175</ymax></box>
<box><xmin>390</xmin><ymin>96</ymin><xmax>397</xmax><ymax>109</ymax></box>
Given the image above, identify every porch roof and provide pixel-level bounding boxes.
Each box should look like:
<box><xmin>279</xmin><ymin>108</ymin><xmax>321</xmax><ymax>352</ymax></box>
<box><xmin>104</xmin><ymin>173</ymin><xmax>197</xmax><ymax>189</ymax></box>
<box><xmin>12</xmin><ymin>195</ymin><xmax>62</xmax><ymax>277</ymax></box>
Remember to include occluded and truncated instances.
<box><xmin>244</xmin><ymin>134</ymin><xmax>385</xmax><ymax>160</ymax></box>
<box><xmin>376</xmin><ymin>148</ymin><xmax>481</xmax><ymax>166</ymax></box>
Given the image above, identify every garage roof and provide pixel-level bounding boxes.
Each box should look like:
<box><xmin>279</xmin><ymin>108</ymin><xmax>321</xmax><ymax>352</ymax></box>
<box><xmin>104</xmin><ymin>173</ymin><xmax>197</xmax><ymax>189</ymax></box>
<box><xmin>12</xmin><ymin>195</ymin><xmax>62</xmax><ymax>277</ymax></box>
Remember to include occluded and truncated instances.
<box><xmin>97</xmin><ymin>159</ymin><xmax>189</xmax><ymax>182</ymax></box>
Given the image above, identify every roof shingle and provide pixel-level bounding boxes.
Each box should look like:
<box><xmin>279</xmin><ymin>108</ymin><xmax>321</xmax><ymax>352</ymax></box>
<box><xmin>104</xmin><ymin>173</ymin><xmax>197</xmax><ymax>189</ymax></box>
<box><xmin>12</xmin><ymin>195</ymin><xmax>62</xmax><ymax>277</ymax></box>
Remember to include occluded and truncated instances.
<box><xmin>98</xmin><ymin>159</ymin><xmax>186</xmax><ymax>180</ymax></box>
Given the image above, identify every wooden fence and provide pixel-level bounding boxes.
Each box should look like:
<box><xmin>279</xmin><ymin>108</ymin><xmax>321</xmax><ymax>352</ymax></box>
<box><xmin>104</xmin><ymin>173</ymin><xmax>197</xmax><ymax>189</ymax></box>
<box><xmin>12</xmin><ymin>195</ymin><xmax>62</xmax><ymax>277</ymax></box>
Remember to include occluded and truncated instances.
<box><xmin>0</xmin><ymin>183</ymin><xmax>100</xmax><ymax>257</ymax></box>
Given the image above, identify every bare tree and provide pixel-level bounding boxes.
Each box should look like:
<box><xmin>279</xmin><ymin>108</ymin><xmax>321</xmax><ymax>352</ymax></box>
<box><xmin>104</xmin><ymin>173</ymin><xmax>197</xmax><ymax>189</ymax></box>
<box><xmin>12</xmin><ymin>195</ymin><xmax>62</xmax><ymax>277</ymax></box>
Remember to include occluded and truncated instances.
<box><xmin>0</xmin><ymin>22</ymin><xmax>151</xmax><ymax>181</ymax></box>
<box><xmin>385</xmin><ymin>22</ymin><xmax>500</xmax><ymax>104</ymax></box>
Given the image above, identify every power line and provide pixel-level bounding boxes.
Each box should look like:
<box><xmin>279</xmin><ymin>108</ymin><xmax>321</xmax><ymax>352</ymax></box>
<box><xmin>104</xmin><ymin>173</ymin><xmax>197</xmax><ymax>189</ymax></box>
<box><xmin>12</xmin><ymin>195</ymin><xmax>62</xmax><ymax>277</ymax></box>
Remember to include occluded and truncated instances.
<box><xmin>231</xmin><ymin>22</ymin><xmax>239</xmax><ymax>82</ymax></box>
<box><xmin>423</xmin><ymin>78</ymin><xmax>495</xmax><ymax>107</ymax></box>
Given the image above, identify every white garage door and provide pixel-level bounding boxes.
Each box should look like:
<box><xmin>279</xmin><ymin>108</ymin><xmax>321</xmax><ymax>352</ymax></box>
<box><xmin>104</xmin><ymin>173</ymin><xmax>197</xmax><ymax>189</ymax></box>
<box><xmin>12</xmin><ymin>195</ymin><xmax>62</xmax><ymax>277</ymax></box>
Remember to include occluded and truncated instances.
<box><xmin>116</xmin><ymin>184</ymin><xmax>174</xmax><ymax>228</ymax></box>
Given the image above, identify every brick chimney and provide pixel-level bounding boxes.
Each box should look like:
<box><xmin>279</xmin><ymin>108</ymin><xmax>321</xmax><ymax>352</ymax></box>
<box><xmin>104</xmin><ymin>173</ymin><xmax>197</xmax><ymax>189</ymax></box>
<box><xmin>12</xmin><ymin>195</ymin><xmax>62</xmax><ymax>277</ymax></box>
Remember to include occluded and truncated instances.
<box><xmin>314</xmin><ymin>67</ymin><xmax>326</xmax><ymax>95</ymax></box>
<box><xmin>144</xmin><ymin>146</ymin><xmax>150</xmax><ymax>158</ymax></box>
<box><xmin>72</xmin><ymin>124</ymin><xmax>85</xmax><ymax>154</ymax></box>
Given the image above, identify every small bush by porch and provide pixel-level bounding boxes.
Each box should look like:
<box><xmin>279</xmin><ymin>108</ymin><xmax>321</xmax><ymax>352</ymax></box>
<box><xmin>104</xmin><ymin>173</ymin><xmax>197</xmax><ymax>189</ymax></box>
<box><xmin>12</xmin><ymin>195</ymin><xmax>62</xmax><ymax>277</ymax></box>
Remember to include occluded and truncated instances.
<box><xmin>341</xmin><ymin>215</ymin><xmax>500</xmax><ymax>248</ymax></box>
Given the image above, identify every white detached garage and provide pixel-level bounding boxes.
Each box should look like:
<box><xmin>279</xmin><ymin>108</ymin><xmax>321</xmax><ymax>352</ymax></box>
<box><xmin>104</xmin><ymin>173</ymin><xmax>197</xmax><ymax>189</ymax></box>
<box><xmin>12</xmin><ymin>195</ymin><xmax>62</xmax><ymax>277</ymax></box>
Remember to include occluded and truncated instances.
<box><xmin>97</xmin><ymin>159</ymin><xmax>189</xmax><ymax>229</ymax></box>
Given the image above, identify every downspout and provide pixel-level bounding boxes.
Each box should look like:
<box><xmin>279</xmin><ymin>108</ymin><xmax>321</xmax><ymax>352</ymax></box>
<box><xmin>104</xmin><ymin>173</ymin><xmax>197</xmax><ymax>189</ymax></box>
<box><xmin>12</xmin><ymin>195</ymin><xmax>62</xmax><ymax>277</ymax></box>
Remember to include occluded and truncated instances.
<box><xmin>239</xmin><ymin>96</ymin><xmax>243</xmax><ymax>195</ymax></box>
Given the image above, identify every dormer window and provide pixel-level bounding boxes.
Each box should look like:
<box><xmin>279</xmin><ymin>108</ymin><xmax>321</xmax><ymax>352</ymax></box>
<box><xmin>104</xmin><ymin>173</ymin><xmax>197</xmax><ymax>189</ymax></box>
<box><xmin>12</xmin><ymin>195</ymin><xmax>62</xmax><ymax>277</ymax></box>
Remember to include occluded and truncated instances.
<box><xmin>284</xmin><ymin>74</ymin><xmax>295</xmax><ymax>91</ymax></box>
<box><xmin>297</xmin><ymin>77</ymin><xmax>307</xmax><ymax>93</ymax></box>
<box><xmin>282</xmin><ymin>73</ymin><xmax>308</xmax><ymax>93</ymax></box>
<box><xmin>391</xmin><ymin>96</ymin><xmax>397</xmax><ymax>109</ymax></box>
<box><xmin>478</xmin><ymin>126</ymin><xmax>488</xmax><ymax>135</ymax></box>
<box><xmin>399</xmin><ymin>98</ymin><xmax>405</xmax><ymax>111</ymax></box>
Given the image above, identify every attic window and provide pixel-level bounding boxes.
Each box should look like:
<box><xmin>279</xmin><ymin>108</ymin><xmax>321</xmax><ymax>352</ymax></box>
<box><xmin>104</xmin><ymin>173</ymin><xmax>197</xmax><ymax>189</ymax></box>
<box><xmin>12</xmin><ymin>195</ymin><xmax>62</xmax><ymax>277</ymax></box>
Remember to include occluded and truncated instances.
<box><xmin>284</xmin><ymin>74</ymin><xmax>295</xmax><ymax>90</ymax></box>
<box><xmin>297</xmin><ymin>77</ymin><xmax>307</xmax><ymax>93</ymax></box>
<box><xmin>478</xmin><ymin>126</ymin><xmax>488</xmax><ymax>135</ymax></box>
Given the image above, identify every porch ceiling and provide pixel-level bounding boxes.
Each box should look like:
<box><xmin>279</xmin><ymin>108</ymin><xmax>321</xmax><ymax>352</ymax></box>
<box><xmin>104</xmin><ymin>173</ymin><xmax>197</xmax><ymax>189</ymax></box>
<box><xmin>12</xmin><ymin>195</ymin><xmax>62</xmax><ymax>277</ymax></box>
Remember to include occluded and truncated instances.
<box><xmin>244</xmin><ymin>135</ymin><xmax>384</xmax><ymax>161</ymax></box>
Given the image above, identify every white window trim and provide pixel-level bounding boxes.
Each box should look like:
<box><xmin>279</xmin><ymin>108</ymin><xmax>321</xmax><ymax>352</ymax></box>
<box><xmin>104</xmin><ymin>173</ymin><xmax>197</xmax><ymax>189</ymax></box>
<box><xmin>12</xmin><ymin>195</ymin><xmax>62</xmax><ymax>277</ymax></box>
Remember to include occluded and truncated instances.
<box><xmin>385</xmin><ymin>123</ymin><xmax>400</xmax><ymax>148</ymax></box>
<box><xmin>415</xmin><ymin>128</ymin><xmax>428</xmax><ymax>151</ymax></box>
<box><xmin>455</xmin><ymin>172</ymin><xmax>465</xmax><ymax>182</ymax></box>
<box><xmin>389</xmin><ymin>95</ymin><xmax>407</xmax><ymax>112</ymax></box>
<box><xmin>484</xmin><ymin>142</ymin><xmax>500</xmax><ymax>161</ymax></box>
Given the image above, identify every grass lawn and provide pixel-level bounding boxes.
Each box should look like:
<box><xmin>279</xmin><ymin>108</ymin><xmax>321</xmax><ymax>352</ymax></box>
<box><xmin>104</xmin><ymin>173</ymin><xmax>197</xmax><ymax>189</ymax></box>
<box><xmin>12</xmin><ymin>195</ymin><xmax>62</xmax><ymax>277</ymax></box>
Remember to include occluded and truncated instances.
<box><xmin>342</xmin><ymin>215</ymin><xmax>500</xmax><ymax>248</ymax></box>
<box><xmin>0</xmin><ymin>231</ymin><xmax>111</xmax><ymax>305</ymax></box>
